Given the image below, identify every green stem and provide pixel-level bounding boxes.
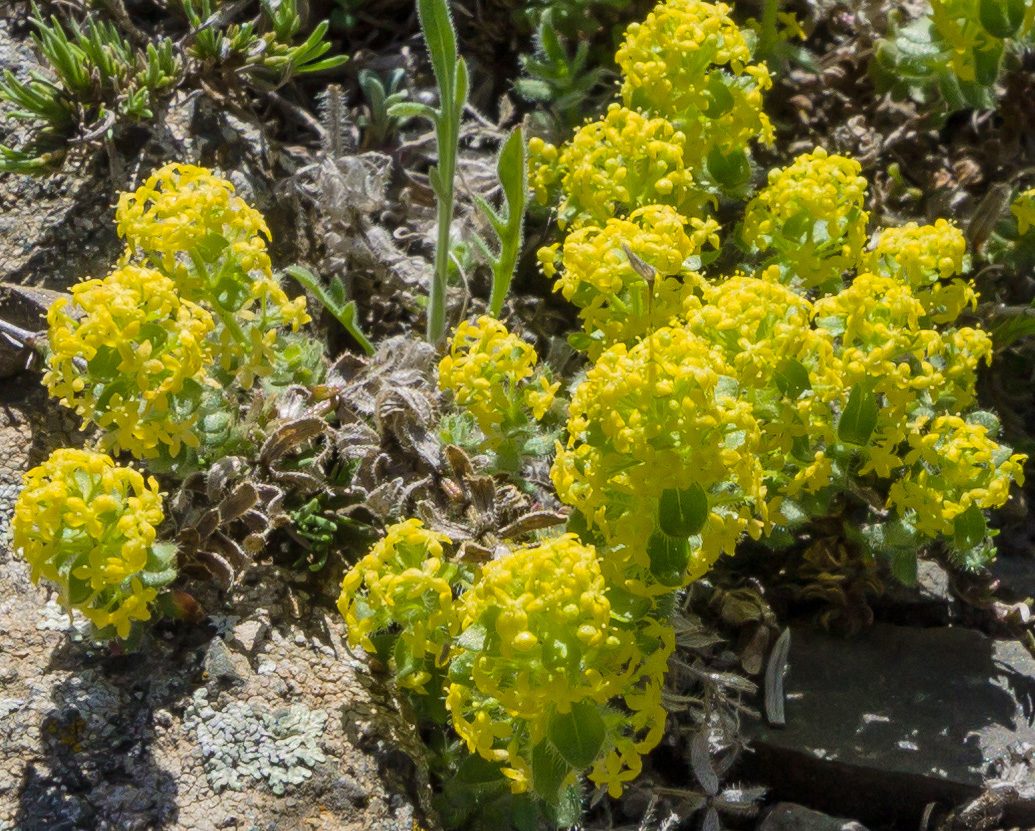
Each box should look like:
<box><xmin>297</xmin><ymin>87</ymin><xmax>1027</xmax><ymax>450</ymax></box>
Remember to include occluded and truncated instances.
<box><xmin>759</xmin><ymin>0</ymin><xmax>779</xmax><ymax>61</ymax></box>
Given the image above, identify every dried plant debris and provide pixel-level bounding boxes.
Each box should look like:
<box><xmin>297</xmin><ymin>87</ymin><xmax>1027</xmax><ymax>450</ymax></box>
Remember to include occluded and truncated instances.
<box><xmin>415</xmin><ymin>444</ymin><xmax>566</xmax><ymax>560</ymax></box>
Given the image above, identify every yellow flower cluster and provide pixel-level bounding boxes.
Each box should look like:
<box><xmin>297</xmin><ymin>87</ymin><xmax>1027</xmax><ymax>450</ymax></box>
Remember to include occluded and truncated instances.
<box><xmin>529</xmin><ymin>107</ymin><xmax>711</xmax><ymax>228</ymax></box>
<box><xmin>888</xmin><ymin>414</ymin><xmax>1025</xmax><ymax>538</ymax></box>
<box><xmin>860</xmin><ymin>219</ymin><xmax>973</xmax><ymax>323</ymax></box>
<box><xmin>116</xmin><ymin>163</ymin><xmax>310</xmax><ymax>388</ymax></box>
<box><xmin>542</xmin><ymin>204</ymin><xmax>718</xmax><ymax>358</ymax></box>
<box><xmin>44</xmin><ymin>264</ymin><xmax>215</xmax><ymax>460</ymax></box>
<box><xmin>11</xmin><ymin>448</ymin><xmax>175</xmax><ymax>639</ymax></box>
<box><xmin>552</xmin><ymin>322</ymin><xmax>767</xmax><ymax>595</ymax></box>
<box><xmin>1012</xmin><ymin>187</ymin><xmax>1035</xmax><ymax>235</ymax></box>
<box><xmin>337</xmin><ymin>526</ymin><xmax>674</xmax><ymax>800</ymax></box>
<box><xmin>438</xmin><ymin>316</ymin><xmax>559</xmax><ymax>448</ymax></box>
<box><xmin>530</xmin><ymin>0</ymin><xmax>773</xmax><ymax>230</ymax></box>
<box><xmin>616</xmin><ymin>0</ymin><xmax>773</xmax><ymax>160</ymax></box>
<box><xmin>928</xmin><ymin>0</ymin><xmax>1034</xmax><ymax>84</ymax></box>
<box><xmin>117</xmin><ymin>163</ymin><xmax>272</xmax><ymax>277</ymax></box>
<box><xmin>448</xmin><ymin>534</ymin><xmax>670</xmax><ymax>798</ymax></box>
<box><xmin>337</xmin><ymin>519</ymin><xmax>456</xmax><ymax>693</ymax></box>
<box><xmin>742</xmin><ymin>148</ymin><xmax>869</xmax><ymax>291</ymax></box>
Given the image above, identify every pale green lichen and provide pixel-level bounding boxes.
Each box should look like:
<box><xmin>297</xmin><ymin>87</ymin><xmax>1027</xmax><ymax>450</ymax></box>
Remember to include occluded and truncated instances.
<box><xmin>184</xmin><ymin>688</ymin><xmax>328</xmax><ymax>795</ymax></box>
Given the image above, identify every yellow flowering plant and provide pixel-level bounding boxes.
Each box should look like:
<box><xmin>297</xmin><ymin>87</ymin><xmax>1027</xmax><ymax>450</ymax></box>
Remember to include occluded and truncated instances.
<box><xmin>740</xmin><ymin>148</ymin><xmax>869</xmax><ymax>293</ymax></box>
<box><xmin>44</xmin><ymin>264</ymin><xmax>215</xmax><ymax>462</ymax></box>
<box><xmin>529</xmin><ymin>0</ymin><xmax>774</xmax><ymax>231</ymax></box>
<box><xmin>536</xmin><ymin>0</ymin><xmax>1026</xmax><ymax>588</ymax></box>
<box><xmin>438</xmin><ymin>315</ymin><xmax>560</xmax><ymax>471</ymax></box>
<box><xmin>337</xmin><ymin>523</ymin><xmax>675</xmax><ymax>818</ymax></box>
<box><xmin>330</xmin><ymin>0</ymin><xmax>1029</xmax><ymax>822</ymax></box>
<box><xmin>41</xmin><ymin>162</ymin><xmax>325</xmax><ymax>470</ymax></box>
<box><xmin>116</xmin><ymin>163</ymin><xmax>313</xmax><ymax>390</ymax></box>
<box><xmin>11</xmin><ymin>448</ymin><xmax>177</xmax><ymax>642</ymax></box>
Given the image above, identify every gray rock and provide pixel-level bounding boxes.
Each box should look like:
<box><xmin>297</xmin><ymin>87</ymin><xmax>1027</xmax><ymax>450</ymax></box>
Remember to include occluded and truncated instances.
<box><xmin>230</xmin><ymin>617</ymin><xmax>269</xmax><ymax>655</ymax></box>
<box><xmin>747</xmin><ymin>623</ymin><xmax>1035</xmax><ymax>827</ymax></box>
<box><xmin>758</xmin><ymin>803</ymin><xmax>868</xmax><ymax>831</ymax></box>
<box><xmin>989</xmin><ymin>555</ymin><xmax>1035</xmax><ymax>605</ymax></box>
<box><xmin>203</xmin><ymin>636</ymin><xmax>251</xmax><ymax>688</ymax></box>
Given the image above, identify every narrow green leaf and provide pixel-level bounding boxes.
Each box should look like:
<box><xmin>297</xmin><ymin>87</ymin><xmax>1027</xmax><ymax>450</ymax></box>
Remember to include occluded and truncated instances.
<box><xmin>454</xmin><ymin>57</ymin><xmax>469</xmax><ymax>112</ymax></box>
<box><xmin>387</xmin><ymin>101</ymin><xmax>438</xmax><ymax>122</ymax></box>
<box><xmin>417</xmin><ymin>0</ymin><xmax>457</xmax><ymax>95</ymax></box>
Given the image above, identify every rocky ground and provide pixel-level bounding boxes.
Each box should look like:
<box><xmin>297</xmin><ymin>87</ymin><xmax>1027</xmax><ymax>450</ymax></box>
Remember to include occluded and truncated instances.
<box><xmin>4</xmin><ymin>1</ymin><xmax>1035</xmax><ymax>830</ymax></box>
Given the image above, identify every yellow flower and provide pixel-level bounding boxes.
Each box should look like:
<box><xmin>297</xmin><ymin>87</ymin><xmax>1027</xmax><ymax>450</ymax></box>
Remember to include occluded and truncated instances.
<box><xmin>617</xmin><ymin>0</ymin><xmax>773</xmax><ymax>162</ymax></box>
<box><xmin>44</xmin><ymin>264</ymin><xmax>214</xmax><ymax>460</ymax></box>
<box><xmin>549</xmin><ymin>204</ymin><xmax>717</xmax><ymax>358</ymax></box>
<box><xmin>438</xmin><ymin>316</ymin><xmax>558</xmax><ymax>449</ymax></box>
<box><xmin>337</xmin><ymin>519</ymin><xmax>455</xmax><ymax>692</ymax></box>
<box><xmin>116</xmin><ymin>163</ymin><xmax>311</xmax><ymax>387</ymax></box>
<box><xmin>742</xmin><ymin>148</ymin><xmax>869</xmax><ymax>291</ymax></box>
<box><xmin>11</xmin><ymin>448</ymin><xmax>174</xmax><ymax>639</ymax></box>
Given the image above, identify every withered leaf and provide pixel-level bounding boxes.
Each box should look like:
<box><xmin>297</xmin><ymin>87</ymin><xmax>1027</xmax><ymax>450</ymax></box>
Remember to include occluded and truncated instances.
<box><xmin>195</xmin><ymin>508</ymin><xmax>221</xmax><ymax>542</ymax></box>
<box><xmin>498</xmin><ymin>510</ymin><xmax>568</xmax><ymax>539</ymax></box>
<box><xmin>764</xmin><ymin>627</ymin><xmax>791</xmax><ymax>727</ymax></box>
<box><xmin>259</xmin><ymin>416</ymin><xmax>328</xmax><ymax>465</ymax></box>
<box><xmin>218</xmin><ymin>481</ymin><xmax>258</xmax><ymax>524</ymax></box>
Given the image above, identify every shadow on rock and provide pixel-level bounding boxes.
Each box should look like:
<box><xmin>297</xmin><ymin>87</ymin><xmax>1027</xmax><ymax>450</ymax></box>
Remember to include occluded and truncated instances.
<box><xmin>13</xmin><ymin>626</ymin><xmax>214</xmax><ymax>830</ymax></box>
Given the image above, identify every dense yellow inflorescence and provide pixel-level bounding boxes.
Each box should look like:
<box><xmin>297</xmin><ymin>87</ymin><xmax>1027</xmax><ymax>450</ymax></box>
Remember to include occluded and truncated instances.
<box><xmin>337</xmin><ymin>519</ymin><xmax>456</xmax><ymax>693</ymax></box>
<box><xmin>616</xmin><ymin>0</ymin><xmax>773</xmax><ymax>158</ymax></box>
<box><xmin>438</xmin><ymin>316</ymin><xmax>559</xmax><ymax>446</ymax></box>
<box><xmin>12</xmin><ymin>448</ymin><xmax>171</xmax><ymax>638</ymax></box>
<box><xmin>447</xmin><ymin>534</ymin><xmax>671</xmax><ymax>797</ymax></box>
<box><xmin>116</xmin><ymin>162</ymin><xmax>310</xmax><ymax>388</ymax></box>
<box><xmin>45</xmin><ymin>264</ymin><xmax>215</xmax><ymax>460</ymax></box>
<box><xmin>552</xmin><ymin>321</ymin><xmax>768</xmax><ymax>595</ymax></box>
<box><xmin>742</xmin><ymin>148</ymin><xmax>869</xmax><ymax>291</ymax></box>
<box><xmin>528</xmin><ymin>106</ymin><xmax>710</xmax><ymax>227</ymax></box>
<box><xmin>541</xmin><ymin>204</ymin><xmax>718</xmax><ymax>358</ymax></box>
<box><xmin>860</xmin><ymin>219</ymin><xmax>974</xmax><ymax>323</ymax></box>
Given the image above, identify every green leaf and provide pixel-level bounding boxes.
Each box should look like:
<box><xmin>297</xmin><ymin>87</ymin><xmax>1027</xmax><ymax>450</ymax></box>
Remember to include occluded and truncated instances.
<box><xmin>454</xmin><ymin>57</ymin><xmax>469</xmax><ymax>112</ymax></box>
<box><xmin>972</xmin><ymin>43</ymin><xmax>1003</xmax><ymax>87</ymax></box>
<box><xmin>703</xmin><ymin>72</ymin><xmax>734</xmax><ymax>118</ymax></box>
<box><xmin>647</xmin><ymin>531</ymin><xmax>690</xmax><ymax>587</ymax></box>
<box><xmin>782</xmin><ymin>210</ymin><xmax>814</xmax><ymax>242</ymax></box>
<box><xmin>775</xmin><ymin>357</ymin><xmax>812</xmax><ymax>400</ymax></box>
<box><xmin>954</xmin><ymin>503</ymin><xmax>988</xmax><ymax>552</ymax></box>
<box><xmin>838</xmin><ymin>385</ymin><xmax>878</xmax><ymax>446</ymax></box>
<box><xmin>387</xmin><ymin>101</ymin><xmax>437</xmax><ymax>122</ymax></box>
<box><xmin>658</xmin><ymin>484</ymin><xmax>709</xmax><ymax>537</ymax></box>
<box><xmin>890</xmin><ymin>549</ymin><xmax>918</xmax><ymax>586</ymax></box>
<box><xmin>979</xmin><ymin>0</ymin><xmax>1025</xmax><ymax>38</ymax></box>
<box><xmin>417</xmin><ymin>0</ymin><xmax>457</xmax><ymax>96</ymax></box>
<box><xmin>706</xmin><ymin>145</ymin><xmax>751</xmax><ymax>190</ymax></box>
<box><xmin>196</xmin><ymin>232</ymin><xmax>230</xmax><ymax>263</ymax></box>
<box><xmin>531</xmin><ymin>739</ymin><xmax>569</xmax><ymax>800</ymax></box>
<box><xmin>549</xmin><ymin>701</ymin><xmax>605</xmax><ymax>769</ymax></box>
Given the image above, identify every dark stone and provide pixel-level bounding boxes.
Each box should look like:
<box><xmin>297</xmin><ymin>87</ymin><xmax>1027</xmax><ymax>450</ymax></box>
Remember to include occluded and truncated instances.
<box><xmin>745</xmin><ymin>624</ymin><xmax>1035</xmax><ymax>827</ymax></box>
<box><xmin>757</xmin><ymin>803</ymin><xmax>869</xmax><ymax>831</ymax></box>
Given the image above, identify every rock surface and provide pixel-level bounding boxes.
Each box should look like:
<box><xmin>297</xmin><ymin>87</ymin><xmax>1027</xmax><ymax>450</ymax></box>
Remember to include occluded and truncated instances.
<box><xmin>757</xmin><ymin>803</ymin><xmax>868</xmax><ymax>831</ymax></box>
<box><xmin>0</xmin><ymin>380</ymin><xmax>433</xmax><ymax>831</ymax></box>
<box><xmin>746</xmin><ymin>623</ymin><xmax>1035</xmax><ymax>827</ymax></box>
